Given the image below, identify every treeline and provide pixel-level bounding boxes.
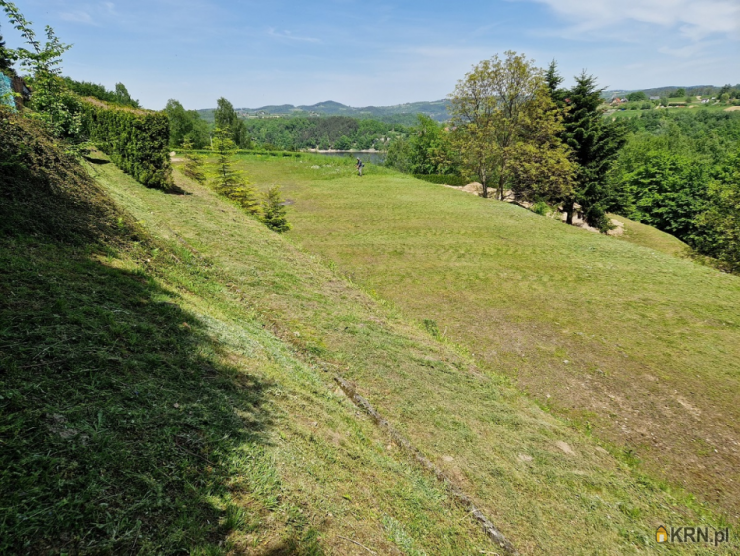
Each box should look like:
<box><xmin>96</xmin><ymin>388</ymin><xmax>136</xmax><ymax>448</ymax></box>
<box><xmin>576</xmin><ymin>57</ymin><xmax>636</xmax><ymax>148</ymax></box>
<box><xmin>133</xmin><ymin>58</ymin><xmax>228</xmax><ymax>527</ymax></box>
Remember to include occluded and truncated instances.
<box><xmin>384</xmin><ymin>53</ymin><xmax>739</xmax><ymax>271</ymax></box>
<box><xmin>623</xmin><ymin>84</ymin><xmax>740</xmax><ymax>101</ymax></box>
<box><xmin>62</xmin><ymin>77</ymin><xmax>140</xmax><ymax>108</ymax></box>
<box><xmin>244</xmin><ymin>116</ymin><xmax>407</xmax><ymax>150</ymax></box>
<box><xmin>607</xmin><ymin>109</ymin><xmax>740</xmax><ymax>270</ymax></box>
<box><xmin>164</xmin><ymin>96</ymin><xmax>409</xmax><ymax>151</ymax></box>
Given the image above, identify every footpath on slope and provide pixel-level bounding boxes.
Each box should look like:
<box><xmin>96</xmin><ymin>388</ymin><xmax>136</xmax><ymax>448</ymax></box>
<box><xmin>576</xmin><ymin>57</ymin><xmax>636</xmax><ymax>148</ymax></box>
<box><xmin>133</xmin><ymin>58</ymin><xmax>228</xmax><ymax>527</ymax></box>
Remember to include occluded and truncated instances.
<box><xmin>93</xmin><ymin>155</ymin><xmax>733</xmax><ymax>554</ymax></box>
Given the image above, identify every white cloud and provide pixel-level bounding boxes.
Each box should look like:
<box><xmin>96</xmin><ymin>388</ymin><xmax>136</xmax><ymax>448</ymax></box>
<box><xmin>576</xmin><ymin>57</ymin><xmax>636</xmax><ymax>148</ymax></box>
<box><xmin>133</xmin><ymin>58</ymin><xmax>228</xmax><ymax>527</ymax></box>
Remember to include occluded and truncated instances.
<box><xmin>59</xmin><ymin>10</ymin><xmax>96</xmax><ymax>25</ymax></box>
<box><xmin>267</xmin><ymin>28</ymin><xmax>321</xmax><ymax>44</ymax></box>
<box><xmin>525</xmin><ymin>0</ymin><xmax>740</xmax><ymax>41</ymax></box>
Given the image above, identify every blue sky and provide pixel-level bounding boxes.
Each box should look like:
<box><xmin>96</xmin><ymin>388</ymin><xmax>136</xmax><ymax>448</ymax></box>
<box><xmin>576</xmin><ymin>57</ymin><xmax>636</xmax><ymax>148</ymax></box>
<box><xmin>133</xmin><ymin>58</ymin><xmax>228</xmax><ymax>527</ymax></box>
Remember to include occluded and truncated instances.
<box><xmin>2</xmin><ymin>0</ymin><xmax>738</xmax><ymax>110</ymax></box>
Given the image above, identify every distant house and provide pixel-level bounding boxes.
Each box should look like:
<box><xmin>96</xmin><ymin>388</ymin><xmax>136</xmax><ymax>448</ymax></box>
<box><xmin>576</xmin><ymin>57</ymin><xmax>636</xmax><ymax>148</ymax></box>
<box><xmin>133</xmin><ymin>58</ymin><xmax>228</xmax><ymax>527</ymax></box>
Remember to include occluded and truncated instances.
<box><xmin>649</xmin><ymin>96</ymin><xmax>660</xmax><ymax>101</ymax></box>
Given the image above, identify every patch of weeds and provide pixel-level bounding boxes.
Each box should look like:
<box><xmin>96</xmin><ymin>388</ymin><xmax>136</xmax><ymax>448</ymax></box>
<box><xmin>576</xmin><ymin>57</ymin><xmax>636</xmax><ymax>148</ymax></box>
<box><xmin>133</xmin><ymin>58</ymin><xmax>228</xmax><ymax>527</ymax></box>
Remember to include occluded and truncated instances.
<box><xmin>422</xmin><ymin>318</ymin><xmax>441</xmax><ymax>339</ymax></box>
<box><xmin>382</xmin><ymin>515</ymin><xmax>427</xmax><ymax>556</ymax></box>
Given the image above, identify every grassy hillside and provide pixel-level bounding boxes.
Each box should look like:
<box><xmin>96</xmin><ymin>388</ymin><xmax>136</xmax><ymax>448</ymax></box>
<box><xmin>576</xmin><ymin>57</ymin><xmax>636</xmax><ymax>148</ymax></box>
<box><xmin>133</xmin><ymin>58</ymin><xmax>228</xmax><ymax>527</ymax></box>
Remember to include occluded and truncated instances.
<box><xmin>608</xmin><ymin>214</ymin><xmax>689</xmax><ymax>258</ymax></box>
<box><xmin>104</xmin><ymin>154</ymin><xmax>734</xmax><ymax>554</ymax></box>
<box><xmin>233</xmin><ymin>154</ymin><xmax>740</xmax><ymax>524</ymax></box>
<box><xmin>1</xmin><ymin>115</ymin><xmax>490</xmax><ymax>554</ymax></box>
<box><xmin>3</xmin><ymin>112</ymin><xmax>737</xmax><ymax>553</ymax></box>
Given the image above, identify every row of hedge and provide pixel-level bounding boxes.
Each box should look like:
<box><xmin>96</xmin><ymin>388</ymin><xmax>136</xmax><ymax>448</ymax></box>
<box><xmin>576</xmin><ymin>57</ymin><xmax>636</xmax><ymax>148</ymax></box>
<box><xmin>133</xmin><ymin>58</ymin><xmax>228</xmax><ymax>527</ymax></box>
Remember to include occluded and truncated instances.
<box><xmin>413</xmin><ymin>174</ymin><xmax>469</xmax><ymax>186</ymax></box>
<box><xmin>81</xmin><ymin>99</ymin><xmax>172</xmax><ymax>190</ymax></box>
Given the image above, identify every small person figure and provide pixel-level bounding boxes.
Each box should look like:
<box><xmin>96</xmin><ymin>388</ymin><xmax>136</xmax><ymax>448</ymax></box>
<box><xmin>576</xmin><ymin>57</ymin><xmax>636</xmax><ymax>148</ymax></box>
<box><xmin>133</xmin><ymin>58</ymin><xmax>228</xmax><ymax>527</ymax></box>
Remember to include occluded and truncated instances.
<box><xmin>356</xmin><ymin>157</ymin><xmax>364</xmax><ymax>176</ymax></box>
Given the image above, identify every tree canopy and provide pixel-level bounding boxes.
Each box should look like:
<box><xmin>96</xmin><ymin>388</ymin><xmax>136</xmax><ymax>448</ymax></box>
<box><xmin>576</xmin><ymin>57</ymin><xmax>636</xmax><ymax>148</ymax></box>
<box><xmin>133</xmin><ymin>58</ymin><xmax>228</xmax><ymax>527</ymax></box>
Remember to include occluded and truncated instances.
<box><xmin>164</xmin><ymin>98</ymin><xmax>210</xmax><ymax>148</ymax></box>
<box><xmin>0</xmin><ymin>26</ymin><xmax>15</xmax><ymax>73</ymax></box>
<box><xmin>555</xmin><ymin>68</ymin><xmax>628</xmax><ymax>229</ymax></box>
<box><xmin>448</xmin><ymin>51</ymin><xmax>574</xmax><ymax>201</ymax></box>
<box><xmin>215</xmin><ymin>97</ymin><xmax>250</xmax><ymax>148</ymax></box>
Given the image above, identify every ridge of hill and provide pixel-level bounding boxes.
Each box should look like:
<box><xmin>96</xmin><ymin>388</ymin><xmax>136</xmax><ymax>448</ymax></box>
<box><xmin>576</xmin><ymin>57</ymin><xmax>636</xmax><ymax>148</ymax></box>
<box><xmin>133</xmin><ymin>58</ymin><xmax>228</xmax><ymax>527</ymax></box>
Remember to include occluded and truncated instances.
<box><xmin>197</xmin><ymin>99</ymin><xmax>450</xmax><ymax>123</ymax></box>
<box><xmin>604</xmin><ymin>84</ymin><xmax>740</xmax><ymax>99</ymax></box>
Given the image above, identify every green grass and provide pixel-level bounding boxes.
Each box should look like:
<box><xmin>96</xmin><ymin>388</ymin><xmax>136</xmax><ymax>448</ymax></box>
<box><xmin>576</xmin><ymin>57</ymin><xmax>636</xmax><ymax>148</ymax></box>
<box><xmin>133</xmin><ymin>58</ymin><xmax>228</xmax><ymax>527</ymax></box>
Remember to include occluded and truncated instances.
<box><xmin>231</xmin><ymin>153</ymin><xmax>740</xmax><ymax>527</ymax></box>
<box><xmin>93</xmin><ymin>152</ymin><xmax>737</xmax><ymax>554</ymax></box>
<box><xmin>608</xmin><ymin>213</ymin><xmax>689</xmax><ymax>257</ymax></box>
<box><xmin>1</xmin><ymin>121</ymin><xmax>493</xmax><ymax>554</ymax></box>
<box><xmin>3</xmin><ymin>114</ymin><xmax>738</xmax><ymax>553</ymax></box>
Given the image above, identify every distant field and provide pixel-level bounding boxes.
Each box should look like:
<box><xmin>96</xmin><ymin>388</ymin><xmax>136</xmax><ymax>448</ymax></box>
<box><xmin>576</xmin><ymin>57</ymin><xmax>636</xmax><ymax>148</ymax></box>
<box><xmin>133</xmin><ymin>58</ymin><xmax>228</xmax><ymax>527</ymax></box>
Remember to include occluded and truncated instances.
<box><xmin>234</xmin><ymin>153</ymin><xmax>740</xmax><ymax>522</ymax></box>
<box><xmin>608</xmin><ymin>104</ymin><xmax>731</xmax><ymax>119</ymax></box>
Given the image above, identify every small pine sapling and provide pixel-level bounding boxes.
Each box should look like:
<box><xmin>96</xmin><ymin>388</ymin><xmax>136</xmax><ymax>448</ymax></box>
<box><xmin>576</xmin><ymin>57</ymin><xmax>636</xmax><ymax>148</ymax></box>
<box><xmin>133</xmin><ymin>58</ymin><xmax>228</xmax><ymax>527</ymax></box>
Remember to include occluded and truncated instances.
<box><xmin>260</xmin><ymin>185</ymin><xmax>291</xmax><ymax>232</ymax></box>
<box><xmin>180</xmin><ymin>140</ymin><xmax>206</xmax><ymax>183</ymax></box>
<box><xmin>211</xmin><ymin>127</ymin><xmax>259</xmax><ymax>214</ymax></box>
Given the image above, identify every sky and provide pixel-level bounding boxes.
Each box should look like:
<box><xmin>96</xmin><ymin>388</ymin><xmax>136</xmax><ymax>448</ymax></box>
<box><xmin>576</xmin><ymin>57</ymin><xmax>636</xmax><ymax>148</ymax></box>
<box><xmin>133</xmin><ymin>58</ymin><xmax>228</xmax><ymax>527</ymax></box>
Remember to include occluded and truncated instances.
<box><xmin>1</xmin><ymin>0</ymin><xmax>738</xmax><ymax>111</ymax></box>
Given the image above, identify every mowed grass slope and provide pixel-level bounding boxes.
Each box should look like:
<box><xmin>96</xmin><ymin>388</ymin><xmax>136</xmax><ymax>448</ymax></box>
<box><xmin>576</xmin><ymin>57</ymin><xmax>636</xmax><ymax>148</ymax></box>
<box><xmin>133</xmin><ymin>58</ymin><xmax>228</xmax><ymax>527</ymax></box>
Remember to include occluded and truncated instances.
<box><xmin>146</xmin><ymin>154</ymin><xmax>735</xmax><ymax>553</ymax></box>
<box><xmin>608</xmin><ymin>213</ymin><xmax>689</xmax><ymax>258</ymax></box>
<box><xmin>1</xmin><ymin>120</ymin><xmax>492</xmax><ymax>554</ymax></box>
<box><xmin>235</xmin><ymin>154</ymin><xmax>740</xmax><ymax>522</ymax></box>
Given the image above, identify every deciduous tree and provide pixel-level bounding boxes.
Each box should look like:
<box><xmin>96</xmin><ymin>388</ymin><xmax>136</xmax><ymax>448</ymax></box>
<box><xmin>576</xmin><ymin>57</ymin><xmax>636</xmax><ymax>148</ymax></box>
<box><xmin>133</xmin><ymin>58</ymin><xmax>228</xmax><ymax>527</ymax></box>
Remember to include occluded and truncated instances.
<box><xmin>1</xmin><ymin>1</ymin><xmax>82</xmax><ymax>140</ymax></box>
<box><xmin>114</xmin><ymin>82</ymin><xmax>138</xmax><ymax>108</ymax></box>
<box><xmin>215</xmin><ymin>96</ymin><xmax>250</xmax><ymax>148</ymax></box>
<box><xmin>448</xmin><ymin>51</ymin><xmax>574</xmax><ymax>201</ymax></box>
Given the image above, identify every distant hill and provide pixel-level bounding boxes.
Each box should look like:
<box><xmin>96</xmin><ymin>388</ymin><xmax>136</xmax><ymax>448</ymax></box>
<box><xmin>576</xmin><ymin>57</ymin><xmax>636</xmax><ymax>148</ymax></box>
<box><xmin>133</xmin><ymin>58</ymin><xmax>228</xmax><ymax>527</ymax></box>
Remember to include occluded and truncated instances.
<box><xmin>603</xmin><ymin>84</ymin><xmax>739</xmax><ymax>99</ymax></box>
<box><xmin>197</xmin><ymin>99</ymin><xmax>450</xmax><ymax>125</ymax></box>
<box><xmin>198</xmin><ymin>84</ymin><xmax>740</xmax><ymax>124</ymax></box>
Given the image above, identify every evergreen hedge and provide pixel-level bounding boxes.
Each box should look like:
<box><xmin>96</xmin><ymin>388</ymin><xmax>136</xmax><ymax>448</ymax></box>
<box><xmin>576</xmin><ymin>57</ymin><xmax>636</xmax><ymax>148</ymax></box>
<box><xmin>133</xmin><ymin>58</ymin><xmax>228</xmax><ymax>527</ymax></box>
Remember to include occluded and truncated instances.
<box><xmin>81</xmin><ymin>99</ymin><xmax>172</xmax><ymax>190</ymax></box>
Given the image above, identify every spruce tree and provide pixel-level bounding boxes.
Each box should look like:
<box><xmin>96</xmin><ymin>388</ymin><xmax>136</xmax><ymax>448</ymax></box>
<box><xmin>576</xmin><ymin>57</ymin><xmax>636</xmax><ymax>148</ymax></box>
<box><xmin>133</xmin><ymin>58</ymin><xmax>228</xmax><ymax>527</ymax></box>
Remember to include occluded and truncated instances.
<box><xmin>260</xmin><ymin>186</ymin><xmax>291</xmax><ymax>232</ymax></box>
<box><xmin>211</xmin><ymin>127</ymin><xmax>259</xmax><ymax>214</ymax></box>
<box><xmin>548</xmin><ymin>66</ymin><xmax>627</xmax><ymax>231</ymax></box>
<box><xmin>544</xmin><ymin>60</ymin><xmax>566</xmax><ymax>107</ymax></box>
<box><xmin>180</xmin><ymin>140</ymin><xmax>206</xmax><ymax>183</ymax></box>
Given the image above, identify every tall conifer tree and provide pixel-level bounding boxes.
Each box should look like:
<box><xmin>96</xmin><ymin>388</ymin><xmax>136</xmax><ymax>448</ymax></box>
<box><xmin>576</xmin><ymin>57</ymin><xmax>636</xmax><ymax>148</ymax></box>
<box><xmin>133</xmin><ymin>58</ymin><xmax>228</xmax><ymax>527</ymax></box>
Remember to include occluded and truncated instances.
<box><xmin>548</xmin><ymin>64</ymin><xmax>627</xmax><ymax>230</ymax></box>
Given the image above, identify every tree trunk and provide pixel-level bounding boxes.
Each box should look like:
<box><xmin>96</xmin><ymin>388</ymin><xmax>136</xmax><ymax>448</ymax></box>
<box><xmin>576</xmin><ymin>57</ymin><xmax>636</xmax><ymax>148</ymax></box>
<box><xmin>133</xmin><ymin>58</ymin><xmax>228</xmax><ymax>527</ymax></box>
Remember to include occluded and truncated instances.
<box><xmin>480</xmin><ymin>168</ymin><xmax>487</xmax><ymax>198</ymax></box>
<box><xmin>564</xmin><ymin>200</ymin><xmax>575</xmax><ymax>225</ymax></box>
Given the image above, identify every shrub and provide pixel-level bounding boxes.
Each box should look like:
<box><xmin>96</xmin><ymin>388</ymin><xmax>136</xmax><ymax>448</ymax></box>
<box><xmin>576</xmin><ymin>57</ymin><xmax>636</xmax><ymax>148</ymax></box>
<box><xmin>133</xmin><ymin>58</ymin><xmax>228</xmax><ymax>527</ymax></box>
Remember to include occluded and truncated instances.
<box><xmin>180</xmin><ymin>141</ymin><xmax>206</xmax><ymax>183</ymax></box>
<box><xmin>211</xmin><ymin>127</ymin><xmax>260</xmax><ymax>215</ymax></box>
<box><xmin>412</xmin><ymin>174</ymin><xmax>469</xmax><ymax>186</ymax></box>
<box><xmin>531</xmin><ymin>201</ymin><xmax>550</xmax><ymax>216</ymax></box>
<box><xmin>81</xmin><ymin>99</ymin><xmax>173</xmax><ymax>190</ymax></box>
<box><xmin>260</xmin><ymin>186</ymin><xmax>291</xmax><ymax>233</ymax></box>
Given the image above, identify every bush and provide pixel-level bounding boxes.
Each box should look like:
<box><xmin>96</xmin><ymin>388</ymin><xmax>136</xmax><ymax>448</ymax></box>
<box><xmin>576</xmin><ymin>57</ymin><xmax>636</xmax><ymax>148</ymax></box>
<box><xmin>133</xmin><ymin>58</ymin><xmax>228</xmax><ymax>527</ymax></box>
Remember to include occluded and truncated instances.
<box><xmin>260</xmin><ymin>186</ymin><xmax>291</xmax><ymax>233</ymax></box>
<box><xmin>81</xmin><ymin>99</ymin><xmax>173</xmax><ymax>190</ymax></box>
<box><xmin>531</xmin><ymin>201</ymin><xmax>550</xmax><ymax>216</ymax></box>
<box><xmin>413</xmin><ymin>174</ymin><xmax>469</xmax><ymax>186</ymax></box>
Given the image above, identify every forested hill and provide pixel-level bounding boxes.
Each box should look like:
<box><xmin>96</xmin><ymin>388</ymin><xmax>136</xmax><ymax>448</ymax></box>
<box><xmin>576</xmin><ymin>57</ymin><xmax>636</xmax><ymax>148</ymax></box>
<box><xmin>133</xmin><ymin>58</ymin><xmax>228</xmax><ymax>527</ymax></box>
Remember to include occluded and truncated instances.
<box><xmin>197</xmin><ymin>99</ymin><xmax>450</xmax><ymax>125</ymax></box>
<box><xmin>604</xmin><ymin>83</ymin><xmax>740</xmax><ymax>99</ymax></box>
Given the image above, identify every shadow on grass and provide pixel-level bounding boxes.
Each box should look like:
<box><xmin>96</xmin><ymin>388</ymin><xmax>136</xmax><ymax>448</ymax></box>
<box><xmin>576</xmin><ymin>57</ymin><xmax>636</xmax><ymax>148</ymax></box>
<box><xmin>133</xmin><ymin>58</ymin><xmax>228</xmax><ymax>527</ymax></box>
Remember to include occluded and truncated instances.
<box><xmin>84</xmin><ymin>155</ymin><xmax>112</xmax><ymax>165</ymax></box>
<box><xmin>0</xmin><ymin>235</ymin><xmax>276</xmax><ymax>554</ymax></box>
